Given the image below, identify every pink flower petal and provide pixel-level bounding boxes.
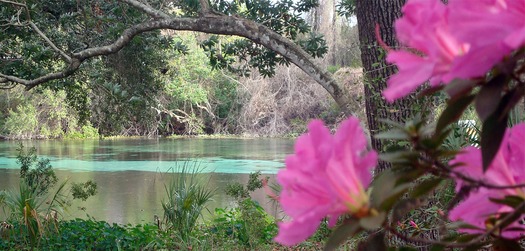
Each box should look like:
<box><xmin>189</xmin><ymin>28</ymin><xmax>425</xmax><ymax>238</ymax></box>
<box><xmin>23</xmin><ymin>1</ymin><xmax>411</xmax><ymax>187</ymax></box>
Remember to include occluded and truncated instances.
<box><xmin>384</xmin><ymin>51</ymin><xmax>435</xmax><ymax>102</ymax></box>
<box><xmin>274</xmin><ymin>117</ymin><xmax>377</xmax><ymax>246</ymax></box>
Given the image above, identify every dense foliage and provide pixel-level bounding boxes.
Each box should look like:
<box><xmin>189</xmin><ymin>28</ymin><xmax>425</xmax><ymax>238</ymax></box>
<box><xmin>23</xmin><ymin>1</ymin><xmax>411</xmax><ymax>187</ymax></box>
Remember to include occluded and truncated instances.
<box><xmin>0</xmin><ymin>0</ymin><xmax>367</xmax><ymax>139</ymax></box>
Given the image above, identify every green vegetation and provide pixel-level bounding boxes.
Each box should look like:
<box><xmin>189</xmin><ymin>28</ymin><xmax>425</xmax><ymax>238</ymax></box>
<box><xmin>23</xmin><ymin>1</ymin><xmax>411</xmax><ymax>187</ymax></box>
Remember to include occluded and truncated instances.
<box><xmin>162</xmin><ymin>163</ymin><xmax>215</xmax><ymax>242</ymax></box>
<box><xmin>0</xmin><ymin>163</ymin><xmax>342</xmax><ymax>250</ymax></box>
<box><xmin>0</xmin><ymin>0</ymin><xmax>363</xmax><ymax>139</ymax></box>
<box><xmin>0</xmin><ymin>144</ymin><xmax>98</xmax><ymax>248</ymax></box>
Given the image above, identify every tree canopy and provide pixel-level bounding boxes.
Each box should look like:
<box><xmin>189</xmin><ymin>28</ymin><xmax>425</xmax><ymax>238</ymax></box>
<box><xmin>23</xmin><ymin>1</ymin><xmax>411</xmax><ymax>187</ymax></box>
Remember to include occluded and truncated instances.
<box><xmin>0</xmin><ymin>0</ymin><xmax>352</xmax><ymax>111</ymax></box>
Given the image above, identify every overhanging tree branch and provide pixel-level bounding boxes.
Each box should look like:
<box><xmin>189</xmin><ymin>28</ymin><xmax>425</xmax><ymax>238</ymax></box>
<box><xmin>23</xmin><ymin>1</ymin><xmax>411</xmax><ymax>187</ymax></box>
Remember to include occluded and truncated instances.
<box><xmin>0</xmin><ymin>0</ymin><xmax>352</xmax><ymax>113</ymax></box>
<box><xmin>0</xmin><ymin>58</ymin><xmax>82</xmax><ymax>89</ymax></box>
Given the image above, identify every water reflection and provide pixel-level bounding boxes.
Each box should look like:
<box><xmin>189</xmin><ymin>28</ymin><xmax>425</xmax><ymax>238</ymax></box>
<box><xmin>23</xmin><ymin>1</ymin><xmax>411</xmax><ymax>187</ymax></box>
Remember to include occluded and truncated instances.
<box><xmin>0</xmin><ymin>138</ymin><xmax>293</xmax><ymax>173</ymax></box>
<box><xmin>0</xmin><ymin>169</ymin><xmax>279</xmax><ymax>225</ymax></box>
<box><xmin>0</xmin><ymin>138</ymin><xmax>292</xmax><ymax>224</ymax></box>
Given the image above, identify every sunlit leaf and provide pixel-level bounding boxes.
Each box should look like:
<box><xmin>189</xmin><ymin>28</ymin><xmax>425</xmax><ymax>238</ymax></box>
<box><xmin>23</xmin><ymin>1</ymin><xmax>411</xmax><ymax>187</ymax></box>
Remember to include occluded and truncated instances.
<box><xmin>379</xmin><ymin>151</ymin><xmax>418</xmax><ymax>164</ymax></box>
<box><xmin>374</xmin><ymin>129</ymin><xmax>409</xmax><ymax>140</ymax></box>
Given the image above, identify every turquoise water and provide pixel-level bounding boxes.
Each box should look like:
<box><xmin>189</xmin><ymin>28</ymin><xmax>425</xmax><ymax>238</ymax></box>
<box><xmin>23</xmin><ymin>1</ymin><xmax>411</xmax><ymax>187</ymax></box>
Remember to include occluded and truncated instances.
<box><xmin>0</xmin><ymin>138</ymin><xmax>293</xmax><ymax>173</ymax></box>
<box><xmin>0</xmin><ymin>138</ymin><xmax>294</xmax><ymax>224</ymax></box>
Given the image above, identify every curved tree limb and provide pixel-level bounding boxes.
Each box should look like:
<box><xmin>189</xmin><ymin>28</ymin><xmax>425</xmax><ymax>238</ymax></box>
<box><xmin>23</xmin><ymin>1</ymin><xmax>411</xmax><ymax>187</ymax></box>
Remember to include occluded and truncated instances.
<box><xmin>0</xmin><ymin>0</ymin><xmax>351</xmax><ymax>113</ymax></box>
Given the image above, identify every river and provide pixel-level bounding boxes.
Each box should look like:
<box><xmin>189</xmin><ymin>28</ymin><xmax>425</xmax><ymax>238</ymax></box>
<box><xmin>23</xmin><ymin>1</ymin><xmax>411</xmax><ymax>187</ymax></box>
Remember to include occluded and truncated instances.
<box><xmin>0</xmin><ymin>138</ymin><xmax>294</xmax><ymax>224</ymax></box>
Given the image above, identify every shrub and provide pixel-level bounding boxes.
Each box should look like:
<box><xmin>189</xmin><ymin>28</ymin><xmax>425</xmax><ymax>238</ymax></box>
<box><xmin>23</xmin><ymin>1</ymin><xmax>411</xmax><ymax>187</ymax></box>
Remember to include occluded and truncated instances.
<box><xmin>162</xmin><ymin>163</ymin><xmax>215</xmax><ymax>241</ymax></box>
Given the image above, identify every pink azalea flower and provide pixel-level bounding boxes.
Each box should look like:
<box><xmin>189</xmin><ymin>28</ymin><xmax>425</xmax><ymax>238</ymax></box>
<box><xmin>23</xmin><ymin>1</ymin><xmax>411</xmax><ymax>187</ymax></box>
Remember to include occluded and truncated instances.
<box><xmin>447</xmin><ymin>0</ymin><xmax>525</xmax><ymax>80</ymax></box>
<box><xmin>409</xmin><ymin>220</ymin><xmax>419</xmax><ymax>229</ymax></box>
<box><xmin>449</xmin><ymin>0</ymin><xmax>525</xmax><ymax>50</ymax></box>
<box><xmin>275</xmin><ymin>117</ymin><xmax>377</xmax><ymax>246</ymax></box>
<box><xmin>449</xmin><ymin>123</ymin><xmax>525</xmax><ymax>238</ymax></box>
<box><xmin>384</xmin><ymin>0</ymin><xmax>525</xmax><ymax>102</ymax></box>
<box><xmin>384</xmin><ymin>0</ymin><xmax>470</xmax><ymax>102</ymax></box>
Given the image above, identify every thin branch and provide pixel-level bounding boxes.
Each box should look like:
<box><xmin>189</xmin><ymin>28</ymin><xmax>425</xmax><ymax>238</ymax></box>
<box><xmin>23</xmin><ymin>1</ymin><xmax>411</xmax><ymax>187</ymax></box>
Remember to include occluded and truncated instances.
<box><xmin>198</xmin><ymin>0</ymin><xmax>211</xmax><ymax>15</ymax></box>
<box><xmin>0</xmin><ymin>0</ymin><xmax>26</xmax><ymax>8</ymax></box>
<box><xmin>28</xmin><ymin>22</ymin><xmax>71</xmax><ymax>62</ymax></box>
<box><xmin>118</xmin><ymin>0</ymin><xmax>171</xmax><ymax>19</ymax></box>
<box><xmin>0</xmin><ymin>58</ymin><xmax>82</xmax><ymax>89</ymax></box>
<box><xmin>385</xmin><ymin>225</ymin><xmax>491</xmax><ymax>249</ymax></box>
<box><xmin>0</xmin><ymin>82</ymin><xmax>17</xmax><ymax>89</ymax></box>
<box><xmin>0</xmin><ymin>0</ymin><xmax>31</xmax><ymax>21</ymax></box>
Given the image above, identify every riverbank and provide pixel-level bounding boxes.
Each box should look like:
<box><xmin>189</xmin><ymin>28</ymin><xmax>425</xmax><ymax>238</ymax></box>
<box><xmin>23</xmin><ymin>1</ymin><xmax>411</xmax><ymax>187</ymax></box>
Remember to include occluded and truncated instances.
<box><xmin>0</xmin><ymin>132</ymin><xmax>300</xmax><ymax>141</ymax></box>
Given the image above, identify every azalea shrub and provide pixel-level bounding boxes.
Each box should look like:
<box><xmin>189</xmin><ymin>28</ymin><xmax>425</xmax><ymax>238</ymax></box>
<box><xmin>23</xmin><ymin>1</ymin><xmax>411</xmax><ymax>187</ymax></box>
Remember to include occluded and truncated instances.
<box><xmin>273</xmin><ymin>0</ymin><xmax>525</xmax><ymax>250</ymax></box>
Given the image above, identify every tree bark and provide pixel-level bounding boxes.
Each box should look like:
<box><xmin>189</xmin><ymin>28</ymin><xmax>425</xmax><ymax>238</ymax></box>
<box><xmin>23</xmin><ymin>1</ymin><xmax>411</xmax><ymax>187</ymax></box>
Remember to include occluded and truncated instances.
<box><xmin>310</xmin><ymin>0</ymin><xmax>337</xmax><ymax>66</ymax></box>
<box><xmin>356</xmin><ymin>0</ymin><xmax>420</xmax><ymax>171</ymax></box>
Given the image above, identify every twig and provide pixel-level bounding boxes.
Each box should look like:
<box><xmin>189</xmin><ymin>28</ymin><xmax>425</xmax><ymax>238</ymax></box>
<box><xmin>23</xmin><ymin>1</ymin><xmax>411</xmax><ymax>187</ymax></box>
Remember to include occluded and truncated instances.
<box><xmin>29</xmin><ymin>22</ymin><xmax>71</xmax><ymax>62</ymax></box>
<box><xmin>423</xmin><ymin>156</ymin><xmax>525</xmax><ymax>190</ymax></box>
<box><xmin>0</xmin><ymin>82</ymin><xmax>17</xmax><ymax>89</ymax></box>
<box><xmin>0</xmin><ymin>58</ymin><xmax>81</xmax><ymax>89</ymax></box>
<box><xmin>0</xmin><ymin>0</ymin><xmax>31</xmax><ymax>21</ymax></box>
<box><xmin>386</xmin><ymin>195</ymin><xmax>525</xmax><ymax>248</ymax></box>
<box><xmin>118</xmin><ymin>0</ymin><xmax>170</xmax><ymax>19</ymax></box>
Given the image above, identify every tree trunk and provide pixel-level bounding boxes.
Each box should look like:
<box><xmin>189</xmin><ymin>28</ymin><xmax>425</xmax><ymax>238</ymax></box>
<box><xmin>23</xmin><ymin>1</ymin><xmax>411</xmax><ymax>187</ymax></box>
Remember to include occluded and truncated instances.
<box><xmin>356</xmin><ymin>0</ymin><xmax>420</xmax><ymax>171</ymax></box>
<box><xmin>310</xmin><ymin>0</ymin><xmax>337</xmax><ymax>66</ymax></box>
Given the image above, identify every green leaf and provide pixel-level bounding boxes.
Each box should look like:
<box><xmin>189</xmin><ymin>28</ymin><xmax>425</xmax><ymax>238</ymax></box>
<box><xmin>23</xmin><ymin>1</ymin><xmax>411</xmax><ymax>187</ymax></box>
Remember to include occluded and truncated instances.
<box><xmin>370</xmin><ymin>170</ymin><xmax>409</xmax><ymax>208</ymax></box>
<box><xmin>370</xmin><ymin>170</ymin><xmax>396</xmax><ymax>206</ymax></box>
<box><xmin>479</xmin><ymin>85</ymin><xmax>525</xmax><ymax>171</ymax></box>
<box><xmin>379</xmin><ymin>151</ymin><xmax>419</xmax><ymax>164</ymax></box>
<box><xmin>409</xmin><ymin>177</ymin><xmax>443</xmax><ymax>198</ymax></box>
<box><xmin>444</xmin><ymin>79</ymin><xmax>477</xmax><ymax>99</ymax></box>
<box><xmin>489</xmin><ymin>195</ymin><xmax>525</xmax><ymax>208</ymax></box>
<box><xmin>435</xmin><ymin>94</ymin><xmax>475</xmax><ymax>134</ymax></box>
<box><xmin>500</xmin><ymin>86</ymin><xmax>525</xmax><ymax>121</ymax></box>
<box><xmin>374</xmin><ymin>129</ymin><xmax>409</xmax><ymax>140</ymax></box>
<box><xmin>480</xmin><ymin>112</ymin><xmax>508</xmax><ymax>171</ymax></box>
<box><xmin>378</xmin><ymin>118</ymin><xmax>407</xmax><ymax>129</ymax></box>
<box><xmin>495</xmin><ymin>211</ymin><xmax>525</xmax><ymax>230</ymax></box>
<box><xmin>475</xmin><ymin>74</ymin><xmax>506</xmax><ymax>121</ymax></box>
<box><xmin>359</xmin><ymin>211</ymin><xmax>386</xmax><ymax>230</ymax></box>
<box><xmin>323</xmin><ymin>218</ymin><xmax>361</xmax><ymax>251</ymax></box>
